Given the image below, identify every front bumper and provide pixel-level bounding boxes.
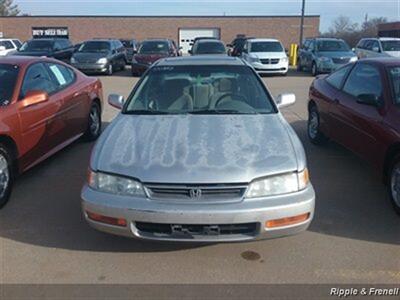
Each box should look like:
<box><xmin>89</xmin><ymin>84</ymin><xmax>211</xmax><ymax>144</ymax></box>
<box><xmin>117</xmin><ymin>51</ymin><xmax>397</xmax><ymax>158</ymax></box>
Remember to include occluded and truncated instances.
<box><xmin>71</xmin><ymin>63</ymin><xmax>108</xmax><ymax>73</ymax></box>
<box><xmin>81</xmin><ymin>184</ymin><xmax>315</xmax><ymax>242</ymax></box>
<box><xmin>316</xmin><ymin>61</ymin><xmax>350</xmax><ymax>73</ymax></box>
<box><xmin>251</xmin><ymin>61</ymin><xmax>289</xmax><ymax>74</ymax></box>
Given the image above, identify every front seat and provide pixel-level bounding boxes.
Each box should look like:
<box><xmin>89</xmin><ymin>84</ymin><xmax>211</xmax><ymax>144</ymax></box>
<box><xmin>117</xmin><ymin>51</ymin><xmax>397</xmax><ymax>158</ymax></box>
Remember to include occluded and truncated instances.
<box><xmin>210</xmin><ymin>78</ymin><xmax>237</xmax><ymax>109</ymax></box>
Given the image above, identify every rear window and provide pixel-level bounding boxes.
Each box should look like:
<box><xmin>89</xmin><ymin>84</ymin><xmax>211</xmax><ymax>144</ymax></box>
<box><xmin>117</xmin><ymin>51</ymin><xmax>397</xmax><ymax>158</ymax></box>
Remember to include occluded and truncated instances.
<box><xmin>0</xmin><ymin>64</ymin><xmax>19</xmax><ymax>105</ymax></box>
<box><xmin>250</xmin><ymin>42</ymin><xmax>283</xmax><ymax>53</ymax></box>
<box><xmin>194</xmin><ymin>42</ymin><xmax>226</xmax><ymax>54</ymax></box>
<box><xmin>389</xmin><ymin>67</ymin><xmax>400</xmax><ymax>104</ymax></box>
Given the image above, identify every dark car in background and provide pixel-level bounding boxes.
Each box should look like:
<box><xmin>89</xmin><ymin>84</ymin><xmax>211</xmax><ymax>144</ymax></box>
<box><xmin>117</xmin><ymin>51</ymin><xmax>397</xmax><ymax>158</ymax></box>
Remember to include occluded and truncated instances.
<box><xmin>15</xmin><ymin>38</ymin><xmax>74</xmax><ymax>63</ymax></box>
<box><xmin>131</xmin><ymin>39</ymin><xmax>178</xmax><ymax>76</ymax></box>
<box><xmin>307</xmin><ymin>58</ymin><xmax>400</xmax><ymax>214</ymax></box>
<box><xmin>189</xmin><ymin>39</ymin><xmax>226</xmax><ymax>55</ymax></box>
<box><xmin>70</xmin><ymin>39</ymin><xmax>127</xmax><ymax>75</ymax></box>
<box><xmin>120</xmin><ymin>39</ymin><xmax>139</xmax><ymax>62</ymax></box>
<box><xmin>297</xmin><ymin>37</ymin><xmax>357</xmax><ymax>76</ymax></box>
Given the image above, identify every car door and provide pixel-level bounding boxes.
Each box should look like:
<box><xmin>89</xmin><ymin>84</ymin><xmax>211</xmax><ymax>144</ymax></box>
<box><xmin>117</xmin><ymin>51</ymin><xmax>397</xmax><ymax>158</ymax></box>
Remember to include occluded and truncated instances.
<box><xmin>46</xmin><ymin>62</ymin><xmax>88</xmax><ymax>140</ymax></box>
<box><xmin>16</xmin><ymin>62</ymin><xmax>63</xmax><ymax>170</ymax></box>
<box><xmin>328</xmin><ymin>62</ymin><xmax>385</xmax><ymax>162</ymax></box>
<box><xmin>306</xmin><ymin>40</ymin><xmax>315</xmax><ymax>69</ymax></box>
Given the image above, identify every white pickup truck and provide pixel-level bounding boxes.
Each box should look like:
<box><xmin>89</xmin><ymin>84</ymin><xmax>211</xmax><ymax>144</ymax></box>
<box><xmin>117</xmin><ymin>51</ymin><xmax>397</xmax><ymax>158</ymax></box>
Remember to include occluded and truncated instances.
<box><xmin>0</xmin><ymin>38</ymin><xmax>22</xmax><ymax>56</ymax></box>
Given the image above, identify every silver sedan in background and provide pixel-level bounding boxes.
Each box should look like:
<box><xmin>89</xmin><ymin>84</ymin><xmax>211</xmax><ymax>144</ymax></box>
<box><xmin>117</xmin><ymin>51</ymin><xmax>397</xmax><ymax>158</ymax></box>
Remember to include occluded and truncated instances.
<box><xmin>81</xmin><ymin>56</ymin><xmax>315</xmax><ymax>242</ymax></box>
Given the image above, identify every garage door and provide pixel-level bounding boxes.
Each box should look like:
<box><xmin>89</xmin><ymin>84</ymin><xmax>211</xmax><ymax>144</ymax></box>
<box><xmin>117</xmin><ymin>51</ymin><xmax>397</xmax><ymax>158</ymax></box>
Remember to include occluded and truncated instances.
<box><xmin>179</xmin><ymin>28</ymin><xmax>220</xmax><ymax>54</ymax></box>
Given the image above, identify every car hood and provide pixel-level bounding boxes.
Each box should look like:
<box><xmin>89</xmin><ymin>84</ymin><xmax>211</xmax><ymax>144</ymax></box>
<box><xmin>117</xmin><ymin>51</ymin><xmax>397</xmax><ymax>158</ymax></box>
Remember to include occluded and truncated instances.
<box><xmin>316</xmin><ymin>51</ymin><xmax>355</xmax><ymax>58</ymax></box>
<box><xmin>134</xmin><ymin>53</ymin><xmax>168</xmax><ymax>64</ymax></box>
<box><xmin>91</xmin><ymin>114</ymin><xmax>302</xmax><ymax>184</ymax></box>
<box><xmin>385</xmin><ymin>51</ymin><xmax>400</xmax><ymax>58</ymax></box>
<box><xmin>14</xmin><ymin>51</ymin><xmax>51</xmax><ymax>57</ymax></box>
<box><xmin>250</xmin><ymin>52</ymin><xmax>287</xmax><ymax>59</ymax></box>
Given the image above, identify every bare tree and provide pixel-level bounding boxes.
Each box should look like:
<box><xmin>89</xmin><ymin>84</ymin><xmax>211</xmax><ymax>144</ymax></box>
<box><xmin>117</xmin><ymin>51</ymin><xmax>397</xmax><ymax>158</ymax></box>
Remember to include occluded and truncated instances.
<box><xmin>0</xmin><ymin>0</ymin><xmax>20</xmax><ymax>16</ymax></box>
<box><xmin>322</xmin><ymin>15</ymin><xmax>388</xmax><ymax>47</ymax></box>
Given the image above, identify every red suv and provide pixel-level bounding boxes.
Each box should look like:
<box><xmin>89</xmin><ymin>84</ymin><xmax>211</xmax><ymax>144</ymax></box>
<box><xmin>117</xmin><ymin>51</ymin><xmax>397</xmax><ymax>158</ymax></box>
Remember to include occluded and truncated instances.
<box><xmin>131</xmin><ymin>39</ymin><xmax>179</xmax><ymax>76</ymax></box>
<box><xmin>308</xmin><ymin>58</ymin><xmax>400</xmax><ymax>214</ymax></box>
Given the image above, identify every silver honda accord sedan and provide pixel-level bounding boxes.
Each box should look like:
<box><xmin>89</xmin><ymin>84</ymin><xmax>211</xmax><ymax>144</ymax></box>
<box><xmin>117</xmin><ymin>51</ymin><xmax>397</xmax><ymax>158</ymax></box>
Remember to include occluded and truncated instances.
<box><xmin>81</xmin><ymin>56</ymin><xmax>315</xmax><ymax>242</ymax></box>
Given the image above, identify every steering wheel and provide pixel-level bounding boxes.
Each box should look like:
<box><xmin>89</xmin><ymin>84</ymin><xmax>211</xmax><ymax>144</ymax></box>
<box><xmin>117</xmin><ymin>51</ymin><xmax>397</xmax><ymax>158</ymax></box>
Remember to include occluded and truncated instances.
<box><xmin>214</xmin><ymin>93</ymin><xmax>248</xmax><ymax>108</ymax></box>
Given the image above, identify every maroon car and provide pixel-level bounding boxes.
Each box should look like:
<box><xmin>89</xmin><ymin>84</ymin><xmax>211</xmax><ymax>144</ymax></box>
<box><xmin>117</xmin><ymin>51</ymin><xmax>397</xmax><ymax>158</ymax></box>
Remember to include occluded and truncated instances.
<box><xmin>307</xmin><ymin>58</ymin><xmax>400</xmax><ymax>214</ymax></box>
<box><xmin>131</xmin><ymin>39</ymin><xmax>179</xmax><ymax>76</ymax></box>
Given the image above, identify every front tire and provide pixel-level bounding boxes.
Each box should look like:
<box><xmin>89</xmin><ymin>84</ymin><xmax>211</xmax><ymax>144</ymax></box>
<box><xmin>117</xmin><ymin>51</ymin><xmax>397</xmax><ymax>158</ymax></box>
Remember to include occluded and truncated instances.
<box><xmin>84</xmin><ymin>102</ymin><xmax>102</xmax><ymax>142</ymax></box>
<box><xmin>388</xmin><ymin>157</ymin><xmax>400</xmax><ymax>215</ymax></box>
<box><xmin>308</xmin><ymin>105</ymin><xmax>328</xmax><ymax>145</ymax></box>
<box><xmin>0</xmin><ymin>144</ymin><xmax>14</xmax><ymax>209</ymax></box>
<box><xmin>311</xmin><ymin>62</ymin><xmax>318</xmax><ymax>76</ymax></box>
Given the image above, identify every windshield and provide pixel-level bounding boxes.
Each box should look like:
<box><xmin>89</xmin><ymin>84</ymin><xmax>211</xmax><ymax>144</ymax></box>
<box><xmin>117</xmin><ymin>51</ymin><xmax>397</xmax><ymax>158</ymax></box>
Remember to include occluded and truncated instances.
<box><xmin>250</xmin><ymin>42</ymin><xmax>283</xmax><ymax>53</ymax></box>
<box><xmin>0</xmin><ymin>64</ymin><xmax>19</xmax><ymax>105</ymax></box>
<box><xmin>382</xmin><ymin>40</ymin><xmax>400</xmax><ymax>52</ymax></box>
<box><xmin>194</xmin><ymin>42</ymin><xmax>226</xmax><ymax>54</ymax></box>
<box><xmin>139</xmin><ymin>41</ymin><xmax>169</xmax><ymax>54</ymax></box>
<box><xmin>316</xmin><ymin>40</ymin><xmax>350</xmax><ymax>52</ymax></box>
<box><xmin>124</xmin><ymin>65</ymin><xmax>275</xmax><ymax>115</ymax></box>
<box><xmin>78</xmin><ymin>41</ymin><xmax>110</xmax><ymax>53</ymax></box>
<box><xmin>20</xmin><ymin>40</ymin><xmax>54</xmax><ymax>52</ymax></box>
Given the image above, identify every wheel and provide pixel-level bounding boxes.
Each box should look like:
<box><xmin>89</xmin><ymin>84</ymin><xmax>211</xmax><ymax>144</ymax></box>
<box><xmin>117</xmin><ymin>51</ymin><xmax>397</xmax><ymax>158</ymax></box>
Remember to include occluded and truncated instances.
<box><xmin>120</xmin><ymin>59</ymin><xmax>126</xmax><ymax>71</ymax></box>
<box><xmin>83</xmin><ymin>102</ymin><xmax>101</xmax><ymax>141</ymax></box>
<box><xmin>106</xmin><ymin>64</ymin><xmax>113</xmax><ymax>76</ymax></box>
<box><xmin>311</xmin><ymin>62</ymin><xmax>318</xmax><ymax>76</ymax></box>
<box><xmin>308</xmin><ymin>104</ymin><xmax>328</xmax><ymax>145</ymax></box>
<box><xmin>297</xmin><ymin>58</ymin><xmax>303</xmax><ymax>71</ymax></box>
<box><xmin>0</xmin><ymin>144</ymin><xmax>14</xmax><ymax>209</ymax></box>
<box><xmin>281</xmin><ymin>72</ymin><xmax>288</xmax><ymax>77</ymax></box>
<box><xmin>388</xmin><ymin>157</ymin><xmax>400</xmax><ymax>215</ymax></box>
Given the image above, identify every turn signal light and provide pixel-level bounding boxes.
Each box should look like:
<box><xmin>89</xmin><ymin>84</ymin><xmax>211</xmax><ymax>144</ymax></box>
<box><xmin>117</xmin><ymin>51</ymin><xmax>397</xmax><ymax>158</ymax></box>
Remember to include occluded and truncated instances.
<box><xmin>86</xmin><ymin>211</ymin><xmax>127</xmax><ymax>227</ymax></box>
<box><xmin>265</xmin><ymin>213</ymin><xmax>310</xmax><ymax>229</ymax></box>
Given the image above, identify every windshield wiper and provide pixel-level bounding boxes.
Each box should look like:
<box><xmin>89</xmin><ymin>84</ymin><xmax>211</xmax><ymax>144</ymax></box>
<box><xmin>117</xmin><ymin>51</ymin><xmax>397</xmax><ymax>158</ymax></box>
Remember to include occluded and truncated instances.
<box><xmin>190</xmin><ymin>109</ymin><xmax>257</xmax><ymax>115</ymax></box>
<box><xmin>124</xmin><ymin>110</ymin><xmax>172</xmax><ymax>115</ymax></box>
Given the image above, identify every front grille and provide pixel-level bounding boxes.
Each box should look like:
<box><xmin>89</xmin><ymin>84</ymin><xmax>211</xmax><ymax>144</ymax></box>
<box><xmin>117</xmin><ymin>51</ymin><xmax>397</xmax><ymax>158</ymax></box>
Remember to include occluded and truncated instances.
<box><xmin>135</xmin><ymin>222</ymin><xmax>258</xmax><ymax>236</ymax></box>
<box><xmin>260</xmin><ymin>58</ymin><xmax>280</xmax><ymax>65</ymax></box>
<box><xmin>145</xmin><ymin>184</ymin><xmax>247</xmax><ymax>202</ymax></box>
<box><xmin>332</xmin><ymin>57</ymin><xmax>350</xmax><ymax>64</ymax></box>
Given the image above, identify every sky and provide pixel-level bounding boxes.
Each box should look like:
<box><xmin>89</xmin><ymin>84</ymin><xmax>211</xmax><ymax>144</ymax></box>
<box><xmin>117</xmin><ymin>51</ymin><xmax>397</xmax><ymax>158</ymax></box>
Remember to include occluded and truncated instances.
<box><xmin>14</xmin><ymin>0</ymin><xmax>400</xmax><ymax>32</ymax></box>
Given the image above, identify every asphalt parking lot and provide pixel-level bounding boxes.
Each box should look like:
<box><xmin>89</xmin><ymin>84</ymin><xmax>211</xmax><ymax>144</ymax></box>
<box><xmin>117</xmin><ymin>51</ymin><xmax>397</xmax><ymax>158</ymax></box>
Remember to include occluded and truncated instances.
<box><xmin>0</xmin><ymin>67</ymin><xmax>399</xmax><ymax>285</ymax></box>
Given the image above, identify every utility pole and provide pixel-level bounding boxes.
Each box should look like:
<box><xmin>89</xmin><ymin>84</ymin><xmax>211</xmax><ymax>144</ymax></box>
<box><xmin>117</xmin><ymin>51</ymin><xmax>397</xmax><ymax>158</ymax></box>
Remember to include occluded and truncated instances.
<box><xmin>299</xmin><ymin>0</ymin><xmax>306</xmax><ymax>46</ymax></box>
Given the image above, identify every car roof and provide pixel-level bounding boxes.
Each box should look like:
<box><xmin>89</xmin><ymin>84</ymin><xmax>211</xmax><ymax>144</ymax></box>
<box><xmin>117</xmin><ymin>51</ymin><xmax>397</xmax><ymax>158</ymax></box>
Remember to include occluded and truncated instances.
<box><xmin>27</xmin><ymin>38</ymin><xmax>65</xmax><ymax>41</ymax></box>
<box><xmin>156</xmin><ymin>55</ymin><xmax>246</xmax><ymax>66</ymax></box>
<box><xmin>141</xmin><ymin>39</ymin><xmax>170</xmax><ymax>43</ymax></box>
<box><xmin>308</xmin><ymin>37</ymin><xmax>343</xmax><ymax>41</ymax></box>
<box><xmin>247</xmin><ymin>38</ymin><xmax>280</xmax><ymax>42</ymax></box>
<box><xmin>196</xmin><ymin>39</ymin><xmax>224</xmax><ymax>44</ymax></box>
<box><xmin>378</xmin><ymin>37</ymin><xmax>400</xmax><ymax>41</ymax></box>
<box><xmin>0</xmin><ymin>56</ymin><xmax>49</xmax><ymax>66</ymax></box>
<box><xmin>360</xmin><ymin>57</ymin><xmax>400</xmax><ymax>67</ymax></box>
<box><xmin>85</xmin><ymin>39</ymin><xmax>114</xmax><ymax>43</ymax></box>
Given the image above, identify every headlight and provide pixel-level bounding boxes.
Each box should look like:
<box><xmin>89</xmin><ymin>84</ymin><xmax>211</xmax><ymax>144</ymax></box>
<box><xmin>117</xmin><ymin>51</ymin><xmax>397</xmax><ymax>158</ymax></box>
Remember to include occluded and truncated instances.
<box><xmin>349</xmin><ymin>56</ymin><xmax>358</xmax><ymax>62</ymax></box>
<box><xmin>249</xmin><ymin>56</ymin><xmax>260</xmax><ymax>63</ymax></box>
<box><xmin>245</xmin><ymin>169</ymin><xmax>309</xmax><ymax>198</ymax></box>
<box><xmin>317</xmin><ymin>56</ymin><xmax>331</xmax><ymax>62</ymax></box>
<box><xmin>97</xmin><ymin>58</ymin><xmax>108</xmax><ymax>64</ymax></box>
<box><xmin>70</xmin><ymin>57</ymin><xmax>77</xmax><ymax>64</ymax></box>
<box><xmin>281</xmin><ymin>57</ymin><xmax>288</xmax><ymax>63</ymax></box>
<box><xmin>88</xmin><ymin>170</ymin><xmax>145</xmax><ymax>197</ymax></box>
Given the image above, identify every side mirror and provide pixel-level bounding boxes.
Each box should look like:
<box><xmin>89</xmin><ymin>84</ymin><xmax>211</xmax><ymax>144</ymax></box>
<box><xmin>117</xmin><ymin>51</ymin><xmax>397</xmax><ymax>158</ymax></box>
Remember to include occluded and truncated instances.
<box><xmin>357</xmin><ymin>94</ymin><xmax>379</xmax><ymax>106</ymax></box>
<box><xmin>108</xmin><ymin>94</ymin><xmax>125</xmax><ymax>110</ymax></box>
<box><xmin>21</xmin><ymin>90</ymin><xmax>49</xmax><ymax>108</ymax></box>
<box><xmin>372</xmin><ymin>46</ymin><xmax>380</xmax><ymax>53</ymax></box>
<box><xmin>188</xmin><ymin>50</ymin><xmax>192</xmax><ymax>54</ymax></box>
<box><xmin>276</xmin><ymin>93</ymin><xmax>296</xmax><ymax>108</ymax></box>
<box><xmin>226</xmin><ymin>44</ymin><xmax>233</xmax><ymax>48</ymax></box>
<box><xmin>0</xmin><ymin>46</ymin><xmax>6</xmax><ymax>51</ymax></box>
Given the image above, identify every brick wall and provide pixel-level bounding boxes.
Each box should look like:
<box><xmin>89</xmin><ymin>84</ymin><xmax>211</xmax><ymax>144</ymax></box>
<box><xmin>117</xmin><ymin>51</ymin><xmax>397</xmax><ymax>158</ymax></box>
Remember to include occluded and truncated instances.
<box><xmin>0</xmin><ymin>16</ymin><xmax>320</xmax><ymax>48</ymax></box>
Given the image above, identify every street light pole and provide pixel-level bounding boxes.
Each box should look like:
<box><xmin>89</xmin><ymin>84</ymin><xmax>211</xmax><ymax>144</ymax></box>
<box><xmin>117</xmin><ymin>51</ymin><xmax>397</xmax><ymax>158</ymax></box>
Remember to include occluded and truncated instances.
<box><xmin>299</xmin><ymin>0</ymin><xmax>306</xmax><ymax>46</ymax></box>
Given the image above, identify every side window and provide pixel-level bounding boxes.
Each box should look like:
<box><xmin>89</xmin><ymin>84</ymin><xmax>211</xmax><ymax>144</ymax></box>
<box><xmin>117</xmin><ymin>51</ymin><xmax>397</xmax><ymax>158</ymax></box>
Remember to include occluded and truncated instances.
<box><xmin>343</xmin><ymin>63</ymin><xmax>382</xmax><ymax>101</ymax></box>
<box><xmin>243</xmin><ymin>42</ymin><xmax>248</xmax><ymax>53</ymax></box>
<box><xmin>302</xmin><ymin>40</ymin><xmax>310</xmax><ymax>49</ymax></box>
<box><xmin>20</xmin><ymin>63</ymin><xmax>57</xmax><ymax>98</ymax></box>
<box><xmin>364</xmin><ymin>40</ymin><xmax>373</xmax><ymax>50</ymax></box>
<box><xmin>54</xmin><ymin>40</ymin><xmax>63</xmax><ymax>50</ymax></box>
<box><xmin>12</xmin><ymin>40</ymin><xmax>22</xmax><ymax>48</ymax></box>
<box><xmin>371</xmin><ymin>40</ymin><xmax>380</xmax><ymax>51</ymax></box>
<box><xmin>356</xmin><ymin>40</ymin><xmax>365</xmax><ymax>49</ymax></box>
<box><xmin>0</xmin><ymin>41</ymin><xmax>14</xmax><ymax>49</ymax></box>
<box><xmin>47</xmin><ymin>63</ymin><xmax>76</xmax><ymax>89</ymax></box>
<box><xmin>326</xmin><ymin>64</ymin><xmax>353</xmax><ymax>89</ymax></box>
<box><xmin>308</xmin><ymin>40</ymin><xmax>315</xmax><ymax>51</ymax></box>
